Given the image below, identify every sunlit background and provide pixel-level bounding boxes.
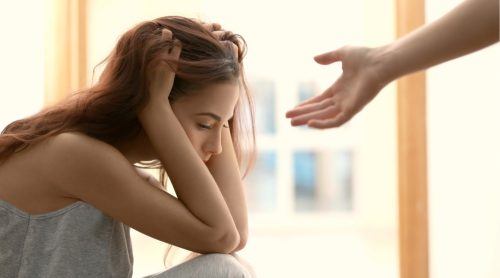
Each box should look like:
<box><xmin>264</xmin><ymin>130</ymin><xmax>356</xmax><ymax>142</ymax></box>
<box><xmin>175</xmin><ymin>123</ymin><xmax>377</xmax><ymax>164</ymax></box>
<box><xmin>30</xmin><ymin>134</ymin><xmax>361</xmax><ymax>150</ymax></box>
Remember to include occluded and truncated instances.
<box><xmin>0</xmin><ymin>0</ymin><xmax>499</xmax><ymax>277</ymax></box>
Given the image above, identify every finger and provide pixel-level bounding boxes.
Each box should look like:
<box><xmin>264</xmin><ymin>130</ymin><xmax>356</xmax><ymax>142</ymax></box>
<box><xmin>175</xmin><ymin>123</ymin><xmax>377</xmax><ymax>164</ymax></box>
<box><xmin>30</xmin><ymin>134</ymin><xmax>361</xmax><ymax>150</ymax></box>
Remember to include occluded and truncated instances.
<box><xmin>290</xmin><ymin>105</ymin><xmax>340</xmax><ymax>126</ymax></box>
<box><xmin>162</xmin><ymin>38</ymin><xmax>181</xmax><ymax>73</ymax></box>
<box><xmin>221</xmin><ymin>40</ymin><xmax>239</xmax><ymax>59</ymax></box>
<box><xmin>197</xmin><ymin>19</ymin><xmax>222</xmax><ymax>31</ymax></box>
<box><xmin>212</xmin><ymin>23</ymin><xmax>222</xmax><ymax>31</ymax></box>
<box><xmin>213</xmin><ymin>30</ymin><xmax>233</xmax><ymax>40</ymax></box>
<box><xmin>169</xmin><ymin>39</ymin><xmax>182</xmax><ymax>61</ymax></box>
<box><xmin>161</xmin><ymin>29</ymin><xmax>175</xmax><ymax>54</ymax></box>
<box><xmin>293</xmin><ymin>91</ymin><xmax>330</xmax><ymax>109</ymax></box>
<box><xmin>286</xmin><ymin>98</ymin><xmax>332</xmax><ymax>118</ymax></box>
<box><xmin>307</xmin><ymin>113</ymin><xmax>349</xmax><ymax>129</ymax></box>
<box><xmin>162</xmin><ymin>39</ymin><xmax>182</xmax><ymax>91</ymax></box>
<box><xmin>161</xmin><ymin>28</ymin><xmax>173</xmax><ymax>41</ymax></box>
<box><xmin>295</xmin><ymin>79</ymin><xmax>344</xmax><ymax>108</ymax></box>
<box><xmin>202</xmin><ymin>22</ymin><xmax>222</xmax><ymax>31</ymax></box>
<box><xmin>314</xmin><ymin>48</ymin><xmax>343</xmax><ymax>65</ymax></box>
<box><xmin>213</xmin><ymin>30</ymin><xmax>223</xmax><ymax>38</ymax></box>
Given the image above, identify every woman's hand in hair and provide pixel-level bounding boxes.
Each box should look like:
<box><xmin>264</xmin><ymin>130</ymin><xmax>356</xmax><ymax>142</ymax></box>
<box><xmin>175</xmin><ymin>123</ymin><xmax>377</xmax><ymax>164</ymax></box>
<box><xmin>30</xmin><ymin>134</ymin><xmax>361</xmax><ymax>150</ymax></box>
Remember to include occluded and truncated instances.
<box><xmin>197</xmin><ymin>20</ymin><xmax>239</xmax><ymax>58</ymax></box>
<box><xmin>198</xmin><ymin>20</ymin><xmax>222</xmax><ymax>32</ymax></box>
<box><xmin>148</xmin><ymin>28</ymin><xmax>182</xmax><ymax>105</ymax></box>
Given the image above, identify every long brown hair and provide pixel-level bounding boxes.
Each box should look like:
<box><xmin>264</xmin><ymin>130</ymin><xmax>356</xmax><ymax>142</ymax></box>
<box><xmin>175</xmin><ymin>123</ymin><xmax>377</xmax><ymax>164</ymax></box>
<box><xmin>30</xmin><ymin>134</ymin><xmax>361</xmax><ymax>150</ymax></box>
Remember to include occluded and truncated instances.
<box><xmin>0</xmin><ymin>16</ymin><xmax>255</xmax><ymax>267</ymax></box>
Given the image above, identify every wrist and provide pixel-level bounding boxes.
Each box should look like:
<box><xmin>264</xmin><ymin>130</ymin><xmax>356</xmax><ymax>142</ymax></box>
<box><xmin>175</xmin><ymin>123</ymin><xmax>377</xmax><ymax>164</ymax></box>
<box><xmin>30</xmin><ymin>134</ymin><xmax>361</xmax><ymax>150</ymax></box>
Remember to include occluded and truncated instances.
<box><xmin>367</xmin><ymin>44</ymin><xmax>401</xmax><ymax>88</ymax></box>
<box><xmin>139</xmin><ymin>99</ymin><xmax>173</xmax><ymax>127</ymax></box>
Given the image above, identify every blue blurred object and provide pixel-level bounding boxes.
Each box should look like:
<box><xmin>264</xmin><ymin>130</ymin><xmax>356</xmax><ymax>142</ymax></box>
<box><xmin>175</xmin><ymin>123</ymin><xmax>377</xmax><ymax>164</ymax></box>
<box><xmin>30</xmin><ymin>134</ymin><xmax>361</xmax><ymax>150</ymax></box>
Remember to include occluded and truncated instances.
<box><xmin>297</xmin><ymin>82</ymin><xmax>318</xmax><ymax>130</ymax></box>
<box><xmin>298</xmin><ymin>82</ymin><xmax>317</xmax><ymax>102</ymax></box>
<box><xmin>333</xmin><ymin>150</ymin><xmax>353</xmax><ymax>211</ymax></box>
<box><xmin>294</xmin><ymin>151</ymin><xmax>317</xmax><ymax>211</ymax></box>
<box><xmin>293</xmin><ymin>150</ymin><xmax>353</xmax><ymax>212</ymax></box>
<box><xmin>251</xmin><ymin>79</ymin><xmax>276</xmax><ymax>134</ymax></box>
<box><xmin>245</xmin><ymin>151</ymin><xmax>277</xmax><ymax>212</ymax></box>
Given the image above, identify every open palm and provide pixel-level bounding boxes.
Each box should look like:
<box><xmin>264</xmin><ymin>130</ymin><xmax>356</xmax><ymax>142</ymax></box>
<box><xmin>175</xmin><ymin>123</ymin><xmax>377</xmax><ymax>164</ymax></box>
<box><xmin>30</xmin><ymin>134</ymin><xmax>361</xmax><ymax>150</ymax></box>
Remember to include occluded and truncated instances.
<box><xmin>286</xmin><ymin>46</ymin><xmax>387</xmax><ymax>129</ymax></box>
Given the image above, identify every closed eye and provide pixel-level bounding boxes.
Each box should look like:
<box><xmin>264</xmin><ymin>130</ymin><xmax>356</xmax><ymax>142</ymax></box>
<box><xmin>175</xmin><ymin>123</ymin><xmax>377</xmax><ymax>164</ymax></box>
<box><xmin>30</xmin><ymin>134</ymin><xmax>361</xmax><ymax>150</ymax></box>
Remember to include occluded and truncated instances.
<box><xmin>198</xmin><ymin>123</ymin><xmax>212</xmax><ymax>130</ymax></box>
<box><xmin>198</xmin><ymin>123</ymin><xmax>229</xmax><ymax>129</ymax></box>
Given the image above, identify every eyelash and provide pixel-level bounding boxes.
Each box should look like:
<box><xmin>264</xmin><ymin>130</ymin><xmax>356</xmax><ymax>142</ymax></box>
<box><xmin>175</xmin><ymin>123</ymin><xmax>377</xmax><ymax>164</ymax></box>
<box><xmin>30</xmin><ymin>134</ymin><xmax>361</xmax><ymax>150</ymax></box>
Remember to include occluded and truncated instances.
<box><xmin>198</xmin><ymin>124</ymin><xmax>211</xmax><ymax>130</ymax></box>
<box><xmin>197</xmin><ymin>123</ymin><xmax>229</xmax><ymax>130</ymax></box>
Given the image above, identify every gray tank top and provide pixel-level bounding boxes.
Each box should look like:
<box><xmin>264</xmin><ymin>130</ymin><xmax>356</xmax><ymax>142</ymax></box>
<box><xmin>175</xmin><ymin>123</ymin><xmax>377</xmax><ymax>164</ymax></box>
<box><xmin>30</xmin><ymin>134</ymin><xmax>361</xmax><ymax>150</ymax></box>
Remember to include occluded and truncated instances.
<box><xmin>0</xmin><ymin>199</ymin><xmax>134</xmax><ymax>278</ymax></box>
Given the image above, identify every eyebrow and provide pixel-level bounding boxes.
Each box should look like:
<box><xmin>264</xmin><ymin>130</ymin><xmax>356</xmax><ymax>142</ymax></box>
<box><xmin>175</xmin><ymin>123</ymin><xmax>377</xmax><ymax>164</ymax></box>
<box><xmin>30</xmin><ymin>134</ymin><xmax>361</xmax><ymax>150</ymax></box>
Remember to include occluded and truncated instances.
<box><xmin>196</xmin><ymin>112</ymin><xmax>222</xmax><ymax>122</ymax></box>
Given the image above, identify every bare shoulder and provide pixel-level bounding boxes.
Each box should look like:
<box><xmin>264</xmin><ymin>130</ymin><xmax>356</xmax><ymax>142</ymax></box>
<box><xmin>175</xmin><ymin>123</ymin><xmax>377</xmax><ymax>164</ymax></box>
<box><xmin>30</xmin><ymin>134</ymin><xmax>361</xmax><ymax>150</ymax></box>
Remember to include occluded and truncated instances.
<box><xmin>49</xmin><ymin>132</ymin><xmax>164</xmax><ymax>188</ymax></box>
<box><xmin>46</xmin><ymin>132</ymin><xmax>121</xmax><ymax>160</ymax></box>
<box><xmin>42</xmin><ymin>132</ymin><xmax>131</xmax><ymax>198</ymax></box>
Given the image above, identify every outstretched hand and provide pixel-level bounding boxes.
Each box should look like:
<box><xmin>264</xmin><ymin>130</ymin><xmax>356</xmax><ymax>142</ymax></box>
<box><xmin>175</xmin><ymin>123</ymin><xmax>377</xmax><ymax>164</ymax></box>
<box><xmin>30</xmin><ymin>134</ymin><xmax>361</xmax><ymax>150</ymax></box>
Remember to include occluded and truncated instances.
<box><xmin>285</xmin><ymin>46</ymin><xmax>388</xmax><ymax>129</ymax></box>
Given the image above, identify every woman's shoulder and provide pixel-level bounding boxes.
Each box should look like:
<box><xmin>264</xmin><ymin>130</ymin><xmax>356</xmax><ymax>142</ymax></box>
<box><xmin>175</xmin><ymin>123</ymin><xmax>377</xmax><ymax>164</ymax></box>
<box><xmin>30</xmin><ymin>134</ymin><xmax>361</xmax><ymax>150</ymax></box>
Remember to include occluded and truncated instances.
<box><xmin>49</xmin><ymin>131</ymin><xmax>112</xmax><ymax>149</ymax></box>
<box><xmin>0</xmin><ymin>132</ymin><xmax>123</xmax><ymax>212</ymax></box>
<box><xmin>42</xmin><ymin>132</ymin><xmax>129</xmax><ymax>179</ymax></box>
<box><xmin>42</xmin><ymin>132</ymin><xmax>134</xmax><ymax>199</ymax></box>
<box><xmin>46</xmin><ymin>132</ymin><xmax>124</xmax><ymax>160</ymax></box>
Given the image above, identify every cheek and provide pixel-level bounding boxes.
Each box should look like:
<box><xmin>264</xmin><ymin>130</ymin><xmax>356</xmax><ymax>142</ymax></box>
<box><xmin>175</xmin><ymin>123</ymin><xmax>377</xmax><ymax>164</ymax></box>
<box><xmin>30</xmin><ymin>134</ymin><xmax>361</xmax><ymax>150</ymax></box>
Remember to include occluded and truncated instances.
<box><xmin>174</xmin><ymin>115</ymin><xmax>200</xmax><ymax>147</ymax></box>
<box><xmin>172</xmin><ymin>110</ymin><xmax>206</xmax><ymax>153</ymax></box>
<box><xmin>182</xmin><ymin>125</ymin><xmax>204</xmax><ymax>150</ymax></box>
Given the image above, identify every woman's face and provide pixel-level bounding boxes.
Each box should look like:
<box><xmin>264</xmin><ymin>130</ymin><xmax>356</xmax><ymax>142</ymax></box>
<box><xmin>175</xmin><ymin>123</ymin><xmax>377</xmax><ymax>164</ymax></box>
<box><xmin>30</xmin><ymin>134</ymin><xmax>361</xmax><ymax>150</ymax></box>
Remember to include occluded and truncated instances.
<box><xmin>171</xmin><ymin>81</ymin><xmax>239</xmax><ymax>162</ymax></box>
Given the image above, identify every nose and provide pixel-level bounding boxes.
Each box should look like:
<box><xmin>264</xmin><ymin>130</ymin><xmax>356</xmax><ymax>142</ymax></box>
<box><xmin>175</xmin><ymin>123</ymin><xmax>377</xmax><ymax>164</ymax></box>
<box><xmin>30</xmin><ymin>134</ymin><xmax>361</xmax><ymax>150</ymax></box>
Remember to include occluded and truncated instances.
<box><xmin>203</xmin><ymin>131</ymin><xmax>223</xmax><ymax>157</ymax></box>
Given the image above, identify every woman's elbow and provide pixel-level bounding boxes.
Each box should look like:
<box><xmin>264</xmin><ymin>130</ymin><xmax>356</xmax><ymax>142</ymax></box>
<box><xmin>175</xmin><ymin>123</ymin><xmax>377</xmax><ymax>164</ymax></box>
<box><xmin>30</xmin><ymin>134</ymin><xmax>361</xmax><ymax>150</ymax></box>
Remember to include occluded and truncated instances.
<box><xmin>218</xmin><ymin>231</ymin><xmax>247</xmax><ymax>254</ymax></box>
<box><xmin>204</xmin><ymin>228</ymin><xmax>240</xmax><ymax>254</ymax></box>
<box><xmin>201</xmin><ymin>226</ymin><xmax>247</xmax><ymax>254</ymax></box>
<box><xmin>231</xmin><ymin>229</ymin><xmax>248</xmax><ymax>253</ymax></box>
<box><xmin>224</xmin><ymin>229</ymin><xmax>242</xmax><ymax>253</ymax></box>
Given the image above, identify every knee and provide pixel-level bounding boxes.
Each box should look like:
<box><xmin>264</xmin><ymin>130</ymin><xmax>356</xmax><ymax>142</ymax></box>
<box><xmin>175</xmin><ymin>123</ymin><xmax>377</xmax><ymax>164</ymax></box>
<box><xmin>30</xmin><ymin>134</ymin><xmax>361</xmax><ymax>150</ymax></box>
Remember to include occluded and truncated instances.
<box><xmin>202</xmin><ymin>253</ymin><xmax>252</xmax><ymax>278</ymax></box>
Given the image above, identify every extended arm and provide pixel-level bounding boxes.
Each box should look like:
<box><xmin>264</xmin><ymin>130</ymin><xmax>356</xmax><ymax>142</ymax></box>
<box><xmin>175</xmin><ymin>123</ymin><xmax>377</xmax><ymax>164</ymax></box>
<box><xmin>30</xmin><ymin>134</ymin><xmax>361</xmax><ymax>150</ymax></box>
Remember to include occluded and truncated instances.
<box><xmin>286</xmin><ymin>0</ymin><xmax>499</xmax><ymax>129</ymax></box>
<box><xmin>376</xmin><ymin>0</ymin><xmax>499</xmax><ymax>83</ymax></box>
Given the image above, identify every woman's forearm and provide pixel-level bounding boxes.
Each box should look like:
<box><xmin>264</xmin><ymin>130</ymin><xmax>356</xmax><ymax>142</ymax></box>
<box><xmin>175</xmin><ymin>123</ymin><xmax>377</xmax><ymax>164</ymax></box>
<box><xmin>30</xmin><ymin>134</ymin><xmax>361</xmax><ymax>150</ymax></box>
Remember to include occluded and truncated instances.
<box><xmin>140</xmin><ymin>102</ymin><xmax>238</xmax><ymax>243</ymax></box>
<box><xmin>374</xmin><ymin>0</ymin><xmax>499</xmax><ymax>83</ymax></box>
<box><xmin>206</xmin><ymin>127</ymin><xmax>249</xmax><ymax>252</ymax></box>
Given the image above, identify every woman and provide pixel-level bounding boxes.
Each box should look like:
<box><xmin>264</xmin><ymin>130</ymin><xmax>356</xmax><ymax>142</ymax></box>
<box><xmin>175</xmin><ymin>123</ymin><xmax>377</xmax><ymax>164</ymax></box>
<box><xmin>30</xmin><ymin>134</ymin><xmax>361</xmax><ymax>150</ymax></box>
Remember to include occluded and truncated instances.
<box><xmin>0</xmin><ymin>16</ymin><xmax>256</xmax><ymax>278</ymax></box>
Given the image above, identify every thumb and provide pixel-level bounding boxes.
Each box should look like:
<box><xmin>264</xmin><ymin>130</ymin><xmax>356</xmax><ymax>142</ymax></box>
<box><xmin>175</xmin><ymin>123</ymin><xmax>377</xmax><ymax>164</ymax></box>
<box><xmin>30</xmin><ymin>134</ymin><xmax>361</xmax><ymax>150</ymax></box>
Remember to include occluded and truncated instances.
<box><xmin>314</xmin><ymin>48</ymin><xmax>343</xmax><ymax>65</ymax></box>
